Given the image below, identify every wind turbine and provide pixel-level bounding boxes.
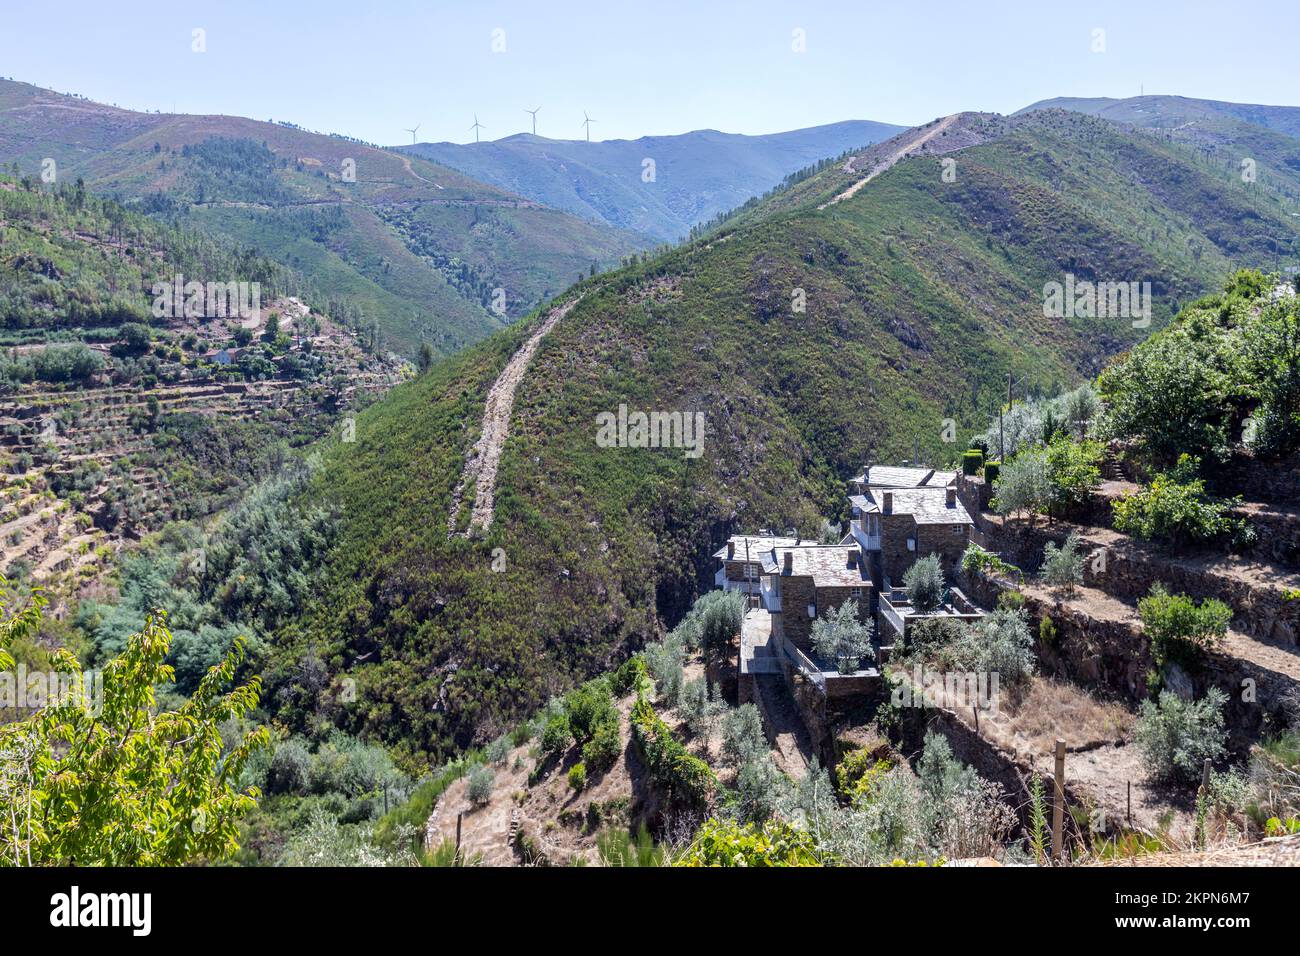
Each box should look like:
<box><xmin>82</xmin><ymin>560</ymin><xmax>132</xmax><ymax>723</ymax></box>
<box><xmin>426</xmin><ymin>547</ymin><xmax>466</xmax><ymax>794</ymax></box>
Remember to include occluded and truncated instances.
<box><xmin>404</xmin><ymin>124</ymin><xmax>420</xmax><ymax>144</ymax></box>
<box><xmin>524</xmin><ymin>106</ymin><xmax>540</xmax><ymax>135</ymax></box>
<box><xmin>469</xmin><ymin>114</ymin><xmax>485</xmax><ymax>143</ymax></box>
<box><xmin>581</xmin><ymin>111</ymin><xmax>596</xmax><ymax>142</ymax></box>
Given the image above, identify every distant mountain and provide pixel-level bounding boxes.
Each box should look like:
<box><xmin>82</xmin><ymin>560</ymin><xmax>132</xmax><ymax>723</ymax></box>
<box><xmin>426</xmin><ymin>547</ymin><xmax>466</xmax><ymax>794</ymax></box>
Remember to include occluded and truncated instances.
<box><xmin>397</xmin><ymin>120</ymin><xmax>906</xmax><ymax>242</ymax></box>
<box><xmin>1019</xmin><ymin>95</ymin><xmax>1300</xmax><ymax>208</ymax></box>
<box><xmin>0</xmin><ymin>79</ymin><xmax>647</xmax><ymax>357</ymax></box>
<box><xmin>1020</xmin><ymin>95</ymin><xmax>1300</xmax><ymax>140</ymax></box>
<box><xmin>281</xmin><ymin>109</ymin><xmax>1300</xmax><ymax>760</ymax></box>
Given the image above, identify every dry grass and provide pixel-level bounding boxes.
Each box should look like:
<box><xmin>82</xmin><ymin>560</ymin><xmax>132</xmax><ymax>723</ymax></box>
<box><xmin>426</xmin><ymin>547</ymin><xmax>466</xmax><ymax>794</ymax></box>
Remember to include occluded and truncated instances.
<box><xmin>998</xmin><ymin>678</ymin><xmax>1134</xmax><ymax>753</ymax></box>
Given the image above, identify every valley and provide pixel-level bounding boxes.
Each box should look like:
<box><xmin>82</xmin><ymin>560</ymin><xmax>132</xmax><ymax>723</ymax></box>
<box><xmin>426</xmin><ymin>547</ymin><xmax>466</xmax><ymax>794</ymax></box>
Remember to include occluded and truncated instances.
<box><xmin>3</xmin><ymin>39</ymin><xmax>1300</xmax><ymax>878</ymax></box>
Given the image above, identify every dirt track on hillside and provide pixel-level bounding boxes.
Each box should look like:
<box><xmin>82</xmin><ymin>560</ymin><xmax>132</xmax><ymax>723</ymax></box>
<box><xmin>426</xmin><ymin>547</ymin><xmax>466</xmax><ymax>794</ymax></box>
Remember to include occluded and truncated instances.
<box><xmin>819</xmin><ymin>113</ymin><xmax>960</xmax><ymax>209</ymax></box>
<box><xmin>448</xmin><ymin>297</ymin><xmax>577</xmax><ymax>536</ymax></box>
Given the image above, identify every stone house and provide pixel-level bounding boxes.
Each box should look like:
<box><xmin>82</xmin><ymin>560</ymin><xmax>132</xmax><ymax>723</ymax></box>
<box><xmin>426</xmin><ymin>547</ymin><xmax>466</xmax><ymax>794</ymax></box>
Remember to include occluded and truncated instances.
<box><xmin>757</xmin><ymin>544</ymin><xmax>872</xmax><ymax>658</ymax></box>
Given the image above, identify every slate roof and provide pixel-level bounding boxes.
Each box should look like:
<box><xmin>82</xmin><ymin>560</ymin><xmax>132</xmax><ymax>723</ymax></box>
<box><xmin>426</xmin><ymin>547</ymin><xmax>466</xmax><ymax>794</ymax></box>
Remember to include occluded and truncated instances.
<box><xmin>850</xmin><ymin>486</ymin><xmax>973</xmax><ymax>525</ymax></box>
<box><xmin>850</xmin><ymin>465</ymin><xmax>958</xmax><ymax>489</ymax></box>
<box><xmin>759</xmin><ymin>545</ymin><xmax>872</xmax><ymax>588</ymax></box>
<box><xmin>713</xmin><ymin>535</ymin><xmax>804</xmax><ymax>561</ymax></box>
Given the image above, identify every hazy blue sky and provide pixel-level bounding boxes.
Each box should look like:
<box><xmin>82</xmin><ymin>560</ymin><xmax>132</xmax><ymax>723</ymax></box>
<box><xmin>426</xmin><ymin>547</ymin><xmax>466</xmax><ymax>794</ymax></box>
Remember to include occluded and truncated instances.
<box><xmin>3</xmin><ymin>0</ymin><xmax>1297</xmax><ymax>145</ymax></box>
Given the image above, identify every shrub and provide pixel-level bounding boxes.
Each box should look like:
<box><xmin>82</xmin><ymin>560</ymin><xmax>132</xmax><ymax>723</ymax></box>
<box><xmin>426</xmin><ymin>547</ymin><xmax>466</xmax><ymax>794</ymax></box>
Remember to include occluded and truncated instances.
<box><xmin>1044</xmin><ymin>437</ymin><xmax>1103</xmax><ymax>516</ymax></box>
<box><xmin>1112</xmin><ymin>455</ymin><xmax>1253</xmax><ymax>547</ymax></box>
<box><xmin>731</xmin><ymin>753</ymin><xmax>790</xmax><ymax>823</ymax></box>
<box><xmin>721</xmin><ymin>703</ymin><xmax>767</xmax><ymax>767</ymax></box>
<box><xmin>810</xmin><ymin>599</ymin><xmax>874</xmax><ymax>674</ymax></box>
<box><xmin>567</xmin><ymin>762</ymin><xmax>587</xmax><ymax>792</ymax></box>
<box><xmin>1059</xmin><ymin>382</ymin><xmax>1101</xmax><ymax>440</ymax></box>
<box><xmin>899</xmin><ymin>616</ymin><xmax>967</xmax><ymax>661</ymax></box>
<box><xmin>564</xmin><ymin>678</ymin><xmax>617</xmax><ymax>743</ymax></box>
<box><xmin>581</xmin><ymin>719</ymin><xmax>622</xmax><ymax>774</ymax></box>
<box><xmin>466</xmin><ymin>764</ymin><xmax>495</xmax><ymax>805</ymax></box>
<box><xmin>948</xmin><ymin>607</ymin><xmax>1034</xmax><ymax>684</ymax></box>
<box><xmin>267</xmin><ymin>738</ymin><xmax>312</xmax><ymax>795</ymax></box>
<box><xmin>983</xmin><ymin>460</ymin><xmax>1000</xmax><ymax>486</ymax></box>
<box><xmin>630</xmin><ymin>694</ymin><xmax>715</xmax><ymax>810</ymax></box>
<box><xmin>818</xmin><ymin>518</ymin><xmax>842</xmax><ymax>544</ymax></box>
<box><xmin>835</xmin><ymin>748</ymin><xmax>895</xmax><ymax>802</ymax></box>
<box><xmin>679</xmin><ymin>676</ymin><xmax>726</xmax><ymax>736</ymax></box>
<box><xmin>692</xmin><ymin>588</ymin><xmax>746</xmax><ymax>661</ymax></box>
<box><xmin>610</xmin><ymin>654</ymin><xmax>648</xmax><ymax>696</ymax></box>
<box><xmin>903</xmin><ymin>554</ymin><xmax>945</xmax><ymax>614</ymax></box>
<box><xmin>643</xmin><ymin>634</ymin><xmax>685</xmax><ymax>706</ymax></box>
<box><xmin>1138</xmin><ymin>584</ymin><xmax>1231</xmax><ymax>666</ymax></box>
<box><xmin>1135</xmin><ymin>689</ymin><xmax>1227</xmax><ymax>785</ymax></box>
<box><xmin>486</xmin><ymin>734</ymin><xmax>511</xmax><ymax>767</ymax></box>
<box><xmin>1039</xmin><ymin>533</ymin><xmax>1085</xmax><ymax>594</ymax></box>
<box><xmin>539</xmin><ymin>711</ymin><xmax>573</xmax><ymax>758</ymax></box>
<box><xmin>676</xmin><ymin>818</ymin><xmax>819</xmax><ymax>867</ymax></box>
<box><xmin>961</xmin><ymin>449</ymin><xmax>984</xmax><ymax>476</ymax></box>
<box><xmin>960</xmin><ymin>543</ymin><xmax>1019</xmax><ymax>579</ymax></box>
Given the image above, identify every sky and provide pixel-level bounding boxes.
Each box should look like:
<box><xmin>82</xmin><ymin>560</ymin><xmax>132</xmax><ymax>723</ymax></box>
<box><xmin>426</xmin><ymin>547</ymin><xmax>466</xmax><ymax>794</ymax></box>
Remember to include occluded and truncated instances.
<box><xmin>3</xmin><ymin>0</ymin><xmax>1298</xmax><ymax>146</ymax></box>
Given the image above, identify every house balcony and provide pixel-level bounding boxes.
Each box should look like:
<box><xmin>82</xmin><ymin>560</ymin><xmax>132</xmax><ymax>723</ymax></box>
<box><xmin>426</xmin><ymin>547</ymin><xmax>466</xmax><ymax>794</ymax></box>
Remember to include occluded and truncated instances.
<box><xmin>850</xmin><ymin>518</ymin><xmax>881</xmax><ymax>551</ymax></box>
<box><xmin>716</xmin><ymin>566</ymin><xmax>762</xmax><ymax>593</ymax></box>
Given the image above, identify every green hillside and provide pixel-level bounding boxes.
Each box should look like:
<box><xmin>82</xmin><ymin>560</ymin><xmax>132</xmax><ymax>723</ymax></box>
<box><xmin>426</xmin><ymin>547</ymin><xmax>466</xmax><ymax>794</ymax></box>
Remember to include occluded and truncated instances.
<box><xmin>1020</xmin><ymin>95</ymin><xmax>1300</xmax><ymax>209</ymax></box>
<box><xmin>0</xmin><ymin>80</ymin><xmax>647</xmax><ymax>356</ymax></box>
<box><xmin>246</xmin><ymin>109</ymin><xmax>1300</xmax><ymax>766</ymax></box>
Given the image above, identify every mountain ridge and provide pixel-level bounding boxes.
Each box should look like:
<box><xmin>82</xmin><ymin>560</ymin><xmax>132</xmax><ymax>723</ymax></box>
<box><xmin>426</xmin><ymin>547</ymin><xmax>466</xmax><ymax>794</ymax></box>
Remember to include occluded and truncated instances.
<box><xmin>397</xmin><ymin>119</ymin><xmax>906</xmax><ymax>241</ymax></box>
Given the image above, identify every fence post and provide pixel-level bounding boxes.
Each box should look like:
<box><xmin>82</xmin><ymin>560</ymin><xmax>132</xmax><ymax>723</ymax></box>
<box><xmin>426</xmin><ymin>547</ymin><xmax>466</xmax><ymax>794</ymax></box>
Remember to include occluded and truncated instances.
<box><xmin>455</xmin><ymin>811</ymin><xmax>463</xmax><ymax>866</ymax></box>
<box><xmin>1052</xmin><ymin>739</ymin><xmax>1066</xmax><ymax>864</ymax></box>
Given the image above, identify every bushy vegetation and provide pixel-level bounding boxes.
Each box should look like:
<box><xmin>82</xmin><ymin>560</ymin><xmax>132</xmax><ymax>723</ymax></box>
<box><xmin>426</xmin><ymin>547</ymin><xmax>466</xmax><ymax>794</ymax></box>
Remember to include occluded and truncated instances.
<box><xmin>902</xmin><ymin>555</ymin><xmax>945</xmax><ymax>613</ymax></box>
<box><xmin>629</xmin><ymin>693</ymin><xmax>715</xmax><ymax>812</ymax></box>
<box><xmin>1112</xmin><ymin>455</ymin><xmax>1253</xmax><ymax>548</ymax></box>
<box><xmin>0</xmin><ymin>594</ymin><xmax>268</xmax><ymax>865</ymax></box>
<box><xmin>945</xmin><ymin>607</ymin><xmax>1035</xmax><ymax>685</ymax></box>
<box><xmin>960</xmin><ymin>543</ymin><xmax>1020</xmax><ymax>579</ymax></box>
<box><xmin>1138</xmin><ymin>584</ymin><xmax>1232</xmax><ymax>668</ymax></box>
<box><xmin>1098</xmin><ymin>270</ymin><xmax>1300</xmax><ymax>464</ymax></box>
<box><xmin>810</xmin><ymin>599</ymin><xmax>874</xmax><ymax>674</ymax></box>
<box><xmin>1039</xmin><ymin>533</ymin><xmax>1085</xmax><ymax>594</ymax></box>
<box><xmin>1136</xmin><ymin>689</ymin><xmax>1228</xmax><ymax>786</ymax></box>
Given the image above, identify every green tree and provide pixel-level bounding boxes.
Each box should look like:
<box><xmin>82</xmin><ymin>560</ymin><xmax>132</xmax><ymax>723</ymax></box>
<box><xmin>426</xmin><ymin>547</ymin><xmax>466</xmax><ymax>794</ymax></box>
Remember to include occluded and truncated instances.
<box><xmin>903</xmin><ymin>554</ymin><xmax>945</xmax><ymax>614</ymax></box>
<box><xmin>0</xmin><ymin>598</ymin><xmax>268</xmax><ymax>866</ymax></box>
<box><xmin>992</xmin><ymin>447</ymin><xmax>1051</xmax><ymax>523</ymax></box>
<box><xmin>810</xmin><ymin>599</ymin><xmax>874</xmax><ymax>674</ymax></box>
<box><xmin>1039</xmin><ymin>533</ymin><xmax>1085</xmax><ymax>594</ymax></box>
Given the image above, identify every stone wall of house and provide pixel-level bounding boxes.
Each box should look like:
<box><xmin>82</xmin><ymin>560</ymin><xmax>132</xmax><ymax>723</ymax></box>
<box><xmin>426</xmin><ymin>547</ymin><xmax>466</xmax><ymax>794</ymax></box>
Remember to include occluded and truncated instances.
<box><xmin>917</xmin><ymin>522</ymin><xmax>972</xmax><ymax>574</ymax></box>
<box><xmin>779</xmin><ymin>574</ymin><xmax>817</xmax><ymax>652</ymax></box>
<box><xmin>879</xmin><ymin>513</ymin><xmax>917</xmax><ymax>584</ymax></box>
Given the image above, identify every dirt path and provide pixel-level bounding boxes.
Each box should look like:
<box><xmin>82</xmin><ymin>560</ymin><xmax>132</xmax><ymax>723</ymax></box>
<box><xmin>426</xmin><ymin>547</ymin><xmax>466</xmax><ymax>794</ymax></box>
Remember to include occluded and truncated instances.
<box><xmin>819</xmin><ymin>114</ymin><xmax>960</xmax><ymax>209</ymax></box>
<box><xmin>399</xmin><ymin>154</ymin><xmax>444</xmax><ymax>189</ymax></box>
<box><xmin>447</xmin><ymin>297</ymin><xmax>578</xmax><ymax>536</ymax></box>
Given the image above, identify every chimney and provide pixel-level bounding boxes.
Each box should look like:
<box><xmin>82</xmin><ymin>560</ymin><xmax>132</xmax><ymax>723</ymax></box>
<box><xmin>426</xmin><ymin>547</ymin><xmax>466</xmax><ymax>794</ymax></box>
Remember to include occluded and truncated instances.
<box><xmin>783</xmin><ymin>550</ymin><xmax>793</xmax><ymax>574</ymax></box>
<box><xmin>946</xmin><ymin>486</ymin><xmax>957</xmax><ymax>508</ymax></box>
<box><xmin>883</xmin><ymin>491</ymin><xmax>894</xmax><ymax>513</ymax></box>
<box><xmin>727</xmin><ymin>541</ymin><xmax>735</xmax><ymax>559</ymax></box>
